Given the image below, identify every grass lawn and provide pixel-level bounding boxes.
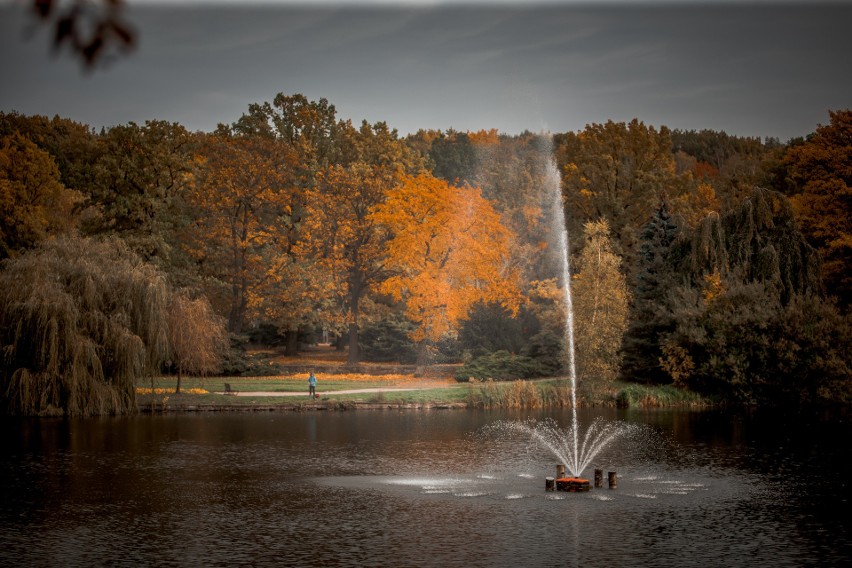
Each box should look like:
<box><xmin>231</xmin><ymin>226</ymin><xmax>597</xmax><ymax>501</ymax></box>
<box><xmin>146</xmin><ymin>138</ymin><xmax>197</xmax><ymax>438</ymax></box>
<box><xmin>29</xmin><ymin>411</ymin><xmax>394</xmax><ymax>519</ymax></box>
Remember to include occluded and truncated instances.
<box><xmin>135</xmin><ymin>371</ymin><xmax>467</xmax><ymax>408</ymax></box>
<box><xmin>134</xmin><ymin>359</ymin><xmax>714</xmax><ymax>410</ymax></box>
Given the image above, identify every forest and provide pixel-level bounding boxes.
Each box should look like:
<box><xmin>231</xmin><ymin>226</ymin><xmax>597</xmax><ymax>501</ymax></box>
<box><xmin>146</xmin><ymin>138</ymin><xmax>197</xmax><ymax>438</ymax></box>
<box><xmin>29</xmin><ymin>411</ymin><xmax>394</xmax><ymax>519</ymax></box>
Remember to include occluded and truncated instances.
<box><xmin>1</xmin><ymin>96</ymin><xmax>849</xmax><ymax>415</ymax></box>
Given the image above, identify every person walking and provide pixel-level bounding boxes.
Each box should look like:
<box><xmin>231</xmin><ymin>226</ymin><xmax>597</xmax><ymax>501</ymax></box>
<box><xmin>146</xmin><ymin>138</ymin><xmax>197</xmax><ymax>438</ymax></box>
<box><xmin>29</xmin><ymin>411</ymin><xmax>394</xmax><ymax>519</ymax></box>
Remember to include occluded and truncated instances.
<box><xmin>308</xmin><ymin>372</ymin><xmax>317</xmax><ymax>399</ymax></box>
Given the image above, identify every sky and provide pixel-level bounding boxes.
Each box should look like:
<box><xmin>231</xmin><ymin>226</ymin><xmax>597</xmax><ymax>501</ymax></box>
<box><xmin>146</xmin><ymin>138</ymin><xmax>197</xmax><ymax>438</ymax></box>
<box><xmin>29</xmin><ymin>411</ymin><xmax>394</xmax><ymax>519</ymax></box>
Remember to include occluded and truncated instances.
<box><xmin>1</xmin><ymin>1</ymin><xmax>851</xmax><ymax>141</ymax></box>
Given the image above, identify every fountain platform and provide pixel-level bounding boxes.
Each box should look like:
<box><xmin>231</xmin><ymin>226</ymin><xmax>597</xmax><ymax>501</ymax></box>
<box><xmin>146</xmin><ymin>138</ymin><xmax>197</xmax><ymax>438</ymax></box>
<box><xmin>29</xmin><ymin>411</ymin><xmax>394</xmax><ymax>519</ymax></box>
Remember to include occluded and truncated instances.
<box><xmin>545</xmin><ymin>477</ymin><xmax>591</xmax><ymax>492</ymax></box>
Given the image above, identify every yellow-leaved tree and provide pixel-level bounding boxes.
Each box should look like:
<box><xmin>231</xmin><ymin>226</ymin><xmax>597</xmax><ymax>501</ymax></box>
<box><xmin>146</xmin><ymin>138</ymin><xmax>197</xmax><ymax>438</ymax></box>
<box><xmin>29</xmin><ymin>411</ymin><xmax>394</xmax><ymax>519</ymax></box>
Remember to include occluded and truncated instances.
<box><xmin>571</xmin><ymin>219</ymin><xmax>630</xmax><ymax>384</ymax></box>
<box><xmin>372</xmin><ymin>173</ymin><xmax>521</xmax><ymax>363</ymax></box>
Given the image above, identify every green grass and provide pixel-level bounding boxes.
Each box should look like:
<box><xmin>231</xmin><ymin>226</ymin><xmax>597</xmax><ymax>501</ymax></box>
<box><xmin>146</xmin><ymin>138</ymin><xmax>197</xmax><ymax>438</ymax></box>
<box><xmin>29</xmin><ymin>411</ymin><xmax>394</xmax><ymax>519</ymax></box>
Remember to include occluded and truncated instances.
<box><xmin>359</xmin><ymin>387</ymin><xmax>470</xmax><ymax>405</ymax></box>
<box><xmin>135</xmin><ymin>388</ymin><xmax>470</xmax><ymax>409</ymax></box>
<box><xmin>611</xmin><ymin>382</ymin><xmax>714</xmax><ymax>408</ymax></box>
<box><xmin>140</xmin><ymin>375</ymin><xmax>398</xmax><ymax>393</ymax></box>
<box><xmin>135</xmin><ymin>374</ymin><xmax>471</xmax><ymax>409</ymax></box>
<box><xmin>135</xmin><ymin>375</ymin><xmax>714</xmax><ymax>410</ymax></box>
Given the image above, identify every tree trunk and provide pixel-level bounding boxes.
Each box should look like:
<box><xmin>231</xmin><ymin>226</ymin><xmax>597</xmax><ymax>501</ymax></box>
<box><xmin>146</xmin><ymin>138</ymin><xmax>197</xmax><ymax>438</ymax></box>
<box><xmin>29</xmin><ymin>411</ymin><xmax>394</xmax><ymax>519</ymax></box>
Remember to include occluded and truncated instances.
<box><xmin>416</xmin><ymin>341</ymin><xmax>430</xmax><ymax>367</ymax></box>
<box><xmin>175</xmin><ymin>370</ymin><xmax>182</xmax><ymax>394</ymax></box>
<box><xmin>346</xmin><ymin>281</ymin><xmax>362</xmax><ymax>365</ymax></box>
<box><xmin>347</xmin><ymin>322</ymin><xmax>359</xmax><ymax>365</ymax></box>
<box><xmin>227</xmin><ymin>281</ymin><xmax>247</xmax><ymax>334</ymax></box>
<box><xmin>285</xmin><ymin>325</ymin><xmax>299</xmax><ymax>356</ymax></box>
<box><xmin>346</xmin><ymin>273</ymin><xmax>364</xmax><ymax>365</ymax></box>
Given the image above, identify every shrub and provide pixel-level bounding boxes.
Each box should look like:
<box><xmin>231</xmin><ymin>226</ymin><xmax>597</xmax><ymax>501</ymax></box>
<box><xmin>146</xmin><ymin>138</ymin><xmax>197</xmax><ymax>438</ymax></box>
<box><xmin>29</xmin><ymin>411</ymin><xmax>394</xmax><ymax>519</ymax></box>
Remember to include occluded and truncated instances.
<box><xmin>358</xmin><ymin>314</ymin><xmax>418</xmax><ymax>363</ymax></box>
<box><xmin>455</xmin><ymin>350</ymin><xmax>547</xmax><ymax>381</ymax></box>
<box><xmin>219</xmin><ymin>341</ymin><xmax>285</xmax><ymax>377</ymax></box>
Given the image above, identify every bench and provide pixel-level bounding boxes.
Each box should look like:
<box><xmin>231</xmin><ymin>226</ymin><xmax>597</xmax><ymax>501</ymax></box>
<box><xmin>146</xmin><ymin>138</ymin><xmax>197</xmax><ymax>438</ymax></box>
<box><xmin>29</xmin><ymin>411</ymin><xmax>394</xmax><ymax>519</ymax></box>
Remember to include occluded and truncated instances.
<box><xmin>224</xmin><ymin>383</ymin><xmax>238</xmax><ymax>395</ymax></box>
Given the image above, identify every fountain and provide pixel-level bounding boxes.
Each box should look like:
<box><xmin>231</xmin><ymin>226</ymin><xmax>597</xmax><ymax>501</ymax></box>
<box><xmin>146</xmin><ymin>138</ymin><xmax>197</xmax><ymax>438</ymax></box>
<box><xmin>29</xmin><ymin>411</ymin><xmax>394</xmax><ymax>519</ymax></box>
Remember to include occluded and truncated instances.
<box><xmin>500</xmin><ymin>416</ymin><xmax>627</xmax><ymax>489</ymax></box>
<box><xmin>491</xmin><ymin>139</ymin><xmax>629</xmax><ymax>488</ymax></box>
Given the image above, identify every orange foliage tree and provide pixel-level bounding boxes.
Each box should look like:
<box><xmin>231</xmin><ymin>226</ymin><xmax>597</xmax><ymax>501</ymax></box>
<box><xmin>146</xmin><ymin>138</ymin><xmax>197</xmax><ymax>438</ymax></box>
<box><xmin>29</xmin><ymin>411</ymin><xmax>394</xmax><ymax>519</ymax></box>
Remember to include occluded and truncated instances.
<box><xmin>0</xmin><ymin>132</ymin><xmax>81</xmax><ymax>259</ymax></box>
<box><xmin>671</xmin><ymin>182</ymin><xmax>721</xmax><ymax>229</ymax></box>
<box><xmin>372</xmin><ymin>173</ymin><xmax>521</xmax><ymax>362</ymax></box>
<box><xmin>299</xmin><ymin>162</ymin><xmax>401</xmax><ymax>363</ymax></box>
<box><xmin>785</xmin><ymin>109</ymin><xmax>852</xmax><ymax>306</ymax></box>
<box><xmin>186</xmin><ymin>134</ymin><xmax>300</xmax><ymax>333</ymax></box>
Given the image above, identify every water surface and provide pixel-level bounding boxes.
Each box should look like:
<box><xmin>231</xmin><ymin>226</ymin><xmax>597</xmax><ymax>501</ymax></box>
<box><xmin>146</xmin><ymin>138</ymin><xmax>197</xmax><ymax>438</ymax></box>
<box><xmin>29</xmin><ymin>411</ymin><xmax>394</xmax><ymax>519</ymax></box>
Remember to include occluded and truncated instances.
<box><xmin>1</xmin><ymin>408</ymin><xmax>849</xmax><ymax>566</ymax></box>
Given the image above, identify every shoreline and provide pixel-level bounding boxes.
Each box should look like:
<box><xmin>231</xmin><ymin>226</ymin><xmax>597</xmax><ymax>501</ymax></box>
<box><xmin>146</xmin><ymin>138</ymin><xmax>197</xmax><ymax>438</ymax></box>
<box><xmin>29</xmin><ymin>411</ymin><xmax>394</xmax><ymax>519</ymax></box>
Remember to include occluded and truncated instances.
<box><xmin>138</xmin><ymin>401</ymin><xmax>470</xmax><ymax>412</ymax></box>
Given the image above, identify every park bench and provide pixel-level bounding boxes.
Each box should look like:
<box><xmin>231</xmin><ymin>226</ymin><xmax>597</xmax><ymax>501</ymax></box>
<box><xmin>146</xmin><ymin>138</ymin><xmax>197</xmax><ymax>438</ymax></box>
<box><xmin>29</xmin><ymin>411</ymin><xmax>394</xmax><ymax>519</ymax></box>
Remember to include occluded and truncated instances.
<box><xmin>224</xmin><ymin>383</ymin><xmax>238</xmax><ymax>395</ymax></box>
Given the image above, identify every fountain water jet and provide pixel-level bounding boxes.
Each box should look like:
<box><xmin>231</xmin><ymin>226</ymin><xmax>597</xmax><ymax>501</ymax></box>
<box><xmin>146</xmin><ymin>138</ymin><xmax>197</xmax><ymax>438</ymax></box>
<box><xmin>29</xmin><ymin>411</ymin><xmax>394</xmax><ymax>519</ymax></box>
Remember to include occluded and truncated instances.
<box><xmin>548</xmin><ymin>151</ymin><xmax>582</xmax><ymax>476</ymax></box>
<box><xmin>500</xmin><ymin>417</ymin><xmax>629</xmax><ymax>480</ymax></box>
<box><xmin>490</xmin><ymin>137</ymin><xmax>629</xmax><ymax>481</ymax></box>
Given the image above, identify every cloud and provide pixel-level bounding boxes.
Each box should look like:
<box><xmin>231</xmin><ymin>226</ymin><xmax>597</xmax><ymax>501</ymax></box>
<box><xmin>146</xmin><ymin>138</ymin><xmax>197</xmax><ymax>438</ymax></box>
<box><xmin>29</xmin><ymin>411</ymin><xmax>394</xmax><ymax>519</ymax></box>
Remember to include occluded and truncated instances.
<box><xmin>2</xmin><ymin>2</ymin><xmax>850</xmax><ymax>140</ymax></box>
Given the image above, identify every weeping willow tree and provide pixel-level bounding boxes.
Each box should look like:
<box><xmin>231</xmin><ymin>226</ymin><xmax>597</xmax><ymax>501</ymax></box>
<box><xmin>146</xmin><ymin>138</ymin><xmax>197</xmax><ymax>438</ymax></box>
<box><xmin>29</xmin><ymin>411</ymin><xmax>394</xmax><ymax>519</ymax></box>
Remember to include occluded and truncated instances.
<box><xmin>167</xmin><ymin>290</ymin><xmax>229</xmax><ymax>394</ymax></box>
<box><xmin>659</xmin><ymin>188</ymin><xmax>850</xmax><ymax>404</ymax></box>
<box><xmin>0</xmin><ymin>236</ymin><xmax>170</xmax><ymax>416</ymax></box>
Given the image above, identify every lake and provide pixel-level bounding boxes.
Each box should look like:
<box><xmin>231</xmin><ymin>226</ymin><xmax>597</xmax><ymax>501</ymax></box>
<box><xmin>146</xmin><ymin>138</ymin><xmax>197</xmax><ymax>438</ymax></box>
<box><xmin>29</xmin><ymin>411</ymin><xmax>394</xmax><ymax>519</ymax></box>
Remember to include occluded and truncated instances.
<box><xmin>1</xmin><ymin>407</ymin><xmax>849</xmax><ymax>567</ymax></box>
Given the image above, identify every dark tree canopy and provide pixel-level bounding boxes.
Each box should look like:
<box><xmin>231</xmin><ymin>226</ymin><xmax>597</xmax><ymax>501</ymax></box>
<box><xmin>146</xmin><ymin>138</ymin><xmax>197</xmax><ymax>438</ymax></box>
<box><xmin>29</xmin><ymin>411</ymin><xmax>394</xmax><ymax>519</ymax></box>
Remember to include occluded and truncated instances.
<box><xmin>658</xmin><ymin>188</ymin><xmax>847</xmax><ymax>404</ymax></box>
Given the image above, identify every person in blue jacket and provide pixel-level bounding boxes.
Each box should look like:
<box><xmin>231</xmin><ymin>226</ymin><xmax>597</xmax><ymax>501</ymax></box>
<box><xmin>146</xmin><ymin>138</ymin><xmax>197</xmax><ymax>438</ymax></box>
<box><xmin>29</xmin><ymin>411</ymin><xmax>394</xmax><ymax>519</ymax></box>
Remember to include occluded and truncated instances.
<box><xmin>308</xmin><ymin>372</ymin><xmax>317</xmax><ymax>398</ymax></box>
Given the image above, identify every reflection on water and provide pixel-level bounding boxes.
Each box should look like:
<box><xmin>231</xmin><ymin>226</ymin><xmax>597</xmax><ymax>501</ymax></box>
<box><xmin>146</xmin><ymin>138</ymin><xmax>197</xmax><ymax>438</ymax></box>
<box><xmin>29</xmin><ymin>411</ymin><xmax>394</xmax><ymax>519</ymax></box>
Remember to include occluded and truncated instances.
<box><xmin>1</xmin><ymin>408</ymin><xmax>849</xmax><ymax>567</ymax></box>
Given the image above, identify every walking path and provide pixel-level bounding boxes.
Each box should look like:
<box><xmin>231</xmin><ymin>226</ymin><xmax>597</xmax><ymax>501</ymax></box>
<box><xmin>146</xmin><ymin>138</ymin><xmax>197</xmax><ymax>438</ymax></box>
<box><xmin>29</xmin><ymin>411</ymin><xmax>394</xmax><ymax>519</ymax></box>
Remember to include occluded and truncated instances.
<box><xmin>221</xmin><ymin>387</ymin><xmax>424</xmax><ymax>397</ymax></box>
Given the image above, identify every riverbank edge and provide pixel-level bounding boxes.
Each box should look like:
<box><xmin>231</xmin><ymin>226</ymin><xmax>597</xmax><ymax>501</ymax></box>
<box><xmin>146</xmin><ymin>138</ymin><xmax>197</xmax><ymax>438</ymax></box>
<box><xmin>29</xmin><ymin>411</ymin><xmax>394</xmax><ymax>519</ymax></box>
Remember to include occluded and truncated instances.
<box><xmin>137</xmin><ymin>401</ymin><xmax>471</xmax><ymax>412</ymax></box>
<box><xmin>135</xmin><ymin>377</ymin><xmax>717</xmax><ymax>412</ymax></box>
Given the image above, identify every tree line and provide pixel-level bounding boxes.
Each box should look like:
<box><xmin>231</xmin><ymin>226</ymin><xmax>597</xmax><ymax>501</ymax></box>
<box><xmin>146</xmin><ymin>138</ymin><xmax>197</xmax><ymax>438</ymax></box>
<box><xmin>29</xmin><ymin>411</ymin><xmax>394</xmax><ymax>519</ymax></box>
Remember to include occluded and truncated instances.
<box><xmin>1</xmin><ymin>96</ymin><xmax>849</xmax><ymax>414</ymax></box>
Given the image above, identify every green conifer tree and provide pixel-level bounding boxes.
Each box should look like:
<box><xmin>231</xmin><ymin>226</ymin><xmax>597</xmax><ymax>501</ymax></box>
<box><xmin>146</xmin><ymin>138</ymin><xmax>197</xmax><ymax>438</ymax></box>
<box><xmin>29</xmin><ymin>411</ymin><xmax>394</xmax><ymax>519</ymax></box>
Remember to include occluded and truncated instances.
<box><xmin>620</xmin><ymin>201</ymin><xmax>680</xmax><ymax>383</ymax></box>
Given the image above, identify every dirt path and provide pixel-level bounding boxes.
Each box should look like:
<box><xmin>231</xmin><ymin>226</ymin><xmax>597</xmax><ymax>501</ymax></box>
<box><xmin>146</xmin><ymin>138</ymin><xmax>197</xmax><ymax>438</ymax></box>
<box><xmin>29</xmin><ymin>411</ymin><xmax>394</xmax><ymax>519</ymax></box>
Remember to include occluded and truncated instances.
<box><xmin>222</xmin><ymin>387</ymin><xmax>429</xmax><ymax>397</ymax></box>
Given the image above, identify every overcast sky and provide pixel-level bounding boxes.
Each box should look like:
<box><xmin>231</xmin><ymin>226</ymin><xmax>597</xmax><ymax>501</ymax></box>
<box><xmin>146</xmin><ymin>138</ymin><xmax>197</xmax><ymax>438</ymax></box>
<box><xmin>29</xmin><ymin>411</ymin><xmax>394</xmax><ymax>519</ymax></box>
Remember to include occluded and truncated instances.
<box><xmin>1</xmin><ymin>1</ymin><xmax>850</xmax><ymax>141</ymax></box>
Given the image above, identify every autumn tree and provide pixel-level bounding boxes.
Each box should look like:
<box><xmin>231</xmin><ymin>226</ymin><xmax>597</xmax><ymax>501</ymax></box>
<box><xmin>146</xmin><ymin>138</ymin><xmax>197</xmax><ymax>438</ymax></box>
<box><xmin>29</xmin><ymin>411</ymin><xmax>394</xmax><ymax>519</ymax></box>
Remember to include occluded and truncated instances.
<box><xmin>555</xmin><ymin>119</ymin><xmax>682</xmax><ymax>263</ymax></box>
<box><xmin>670</xmin><ymin>181</ymin><xmax>721</xmax><ymax>229</ymax></box>
<box><xmin>298</xmin><ymin>163</ymin><xmax>399</xmax><ymax>363</ymax></box>
<box><xmin>671</xmin><ymin>129</ymin><xmax>777</xmax><ymax>210</ymax></box>
<box><xmin>372</xmin><ymin>173</ymin><xmax>522</xmax><ymax>364</ymax></box>
<box><xmin>225</xmin><ymin>94</ymin><xmax>352</xmax><ymax>241</ymax></box>
<box><xmin>784</xmin><ymin>109</ymin><xmax>852</xmax><ymax>307</ymax></box>
<box><xmin>571</xmin><ymin>219</ymin><xmax>630</xmax><ymax>384</ymax></box>
<box><xmin>467</xmin><ymin>132</ymin><xmax>562</xmax><ymax>284</ymax></box>
<box><xmin>0</xmin><ymin>132</ymin><xmax>81</xmax><ymax>258</ymax></box>
<box><xmin>225</xmin><ymin>93</ymin><xmax>363</xmax><ymax>350</ymax></box>
<box><xmin>84</xmin><ymin>120</ymin><xmax>196</xmax><ymax>266</ymax></box>
<box><xmin>412</xmin><ymin>131</ymin><xmax>573</xmax><ymax>374</ymax></box>
<box><xmin>167</xmin><ymin>290</ymin><xmax>229</xmax><ymax>394</ymax></box>
<box><xmin>353</xmin><ymin>120</ymin><xmax>424</xmax><ymax>174</ymax></box>
<box><xmin>0</xmin><ymin>112</ymin><xmax>102</xmax><ymax>196</ymax></box>
<box><xmin>186</xmin><ymin>134</ymin><xmax>299</xmax><ymax>334</ymax></box>
<box><xmin>228</xmin><ymin>93</ymin><xmax>359</xmax><ymax>196</ymax></box>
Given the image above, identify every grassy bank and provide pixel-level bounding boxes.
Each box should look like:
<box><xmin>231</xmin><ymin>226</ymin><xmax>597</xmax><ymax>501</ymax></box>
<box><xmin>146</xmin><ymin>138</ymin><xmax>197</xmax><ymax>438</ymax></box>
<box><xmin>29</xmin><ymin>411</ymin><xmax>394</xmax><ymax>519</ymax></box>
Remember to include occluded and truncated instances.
<box><xmin>135</xmin><ymin>374</ymin><xmax>714</xmax><ymax>411</ymax></box>
<box><xmin>464</xmin><ymin>378</ymin><xmax>712</xmax><ymax>409</ymax></box>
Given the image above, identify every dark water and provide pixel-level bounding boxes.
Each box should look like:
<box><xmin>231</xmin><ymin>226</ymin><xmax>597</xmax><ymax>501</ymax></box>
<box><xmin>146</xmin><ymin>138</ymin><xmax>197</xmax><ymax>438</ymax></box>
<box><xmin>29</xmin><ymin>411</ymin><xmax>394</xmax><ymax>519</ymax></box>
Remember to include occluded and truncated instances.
<box><xmin>1</xmin><ymin>408</ymin><xmax>849</xmax><ymax>567</ymax></box>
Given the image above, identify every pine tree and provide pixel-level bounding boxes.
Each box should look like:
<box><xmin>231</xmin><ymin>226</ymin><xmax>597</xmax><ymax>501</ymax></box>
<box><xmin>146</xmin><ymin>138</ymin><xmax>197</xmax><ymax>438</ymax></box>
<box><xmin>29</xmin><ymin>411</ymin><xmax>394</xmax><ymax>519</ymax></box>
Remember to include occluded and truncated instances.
<box><xmin>620</xmin><ymin>201</ymin><xmax>680</xmax><ymax>383</ymax></box>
